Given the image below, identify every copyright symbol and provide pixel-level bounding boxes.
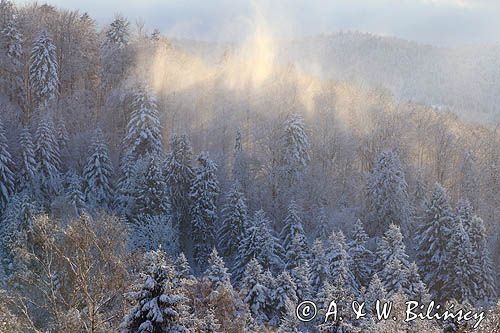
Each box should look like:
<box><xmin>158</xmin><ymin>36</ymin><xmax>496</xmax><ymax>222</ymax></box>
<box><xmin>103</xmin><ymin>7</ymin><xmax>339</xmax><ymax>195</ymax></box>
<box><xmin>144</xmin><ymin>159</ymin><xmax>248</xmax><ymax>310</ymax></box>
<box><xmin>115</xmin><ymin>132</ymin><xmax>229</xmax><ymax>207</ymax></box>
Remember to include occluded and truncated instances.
<box><xmin>296</xmin><ymin>301</ymin><xmax>317</xmax><ymax>322</ymax></box>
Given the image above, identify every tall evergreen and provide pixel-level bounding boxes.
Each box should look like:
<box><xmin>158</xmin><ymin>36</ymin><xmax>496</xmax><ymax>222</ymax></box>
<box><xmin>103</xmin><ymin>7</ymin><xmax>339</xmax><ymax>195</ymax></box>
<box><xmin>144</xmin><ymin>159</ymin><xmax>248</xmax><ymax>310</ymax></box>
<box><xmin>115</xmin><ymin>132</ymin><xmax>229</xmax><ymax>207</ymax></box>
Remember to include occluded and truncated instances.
<box><xmin>29</xmin><ymin>31</ymin><xmax>58</xmax><ymax>106</ymax></box>
<box><xmin>326</xmin><ymin>231</ymin><xmax>359</xmax><ymax>294</ymax></box>
<box><xmin>415</xmin><ymin>183</ymin><xmax>455</xmax><ymax>302</ymax></box>
<box><xmin>309</xmin><ymin>238</ymin><xmax>328</xmax><ymax>294</ymax></box>
<box><xmin>466</xmin><ymin>213</ymin><xmax>497</xmax><ymax>304</ymax></box>
<box><xmin>34</xmin><ymin>116</ymin><xmax>61</xmax><ymax>202</ymax></box>
<box><xmin>280</xmin><ymin>201</ymin><xmax>308</xmax><ymax>269</ymax></box>
<box><xmin>279</xmin><ymin>113</ymin><xmax>310</xmax><ymax>183</ymax></box>
<box><xmin>83</xmin><ymin>129</ymin><xmax>114</xmax><ymax>210</ymax></box>
<box><xmin>348</xmin><ymin>219</ymin><xmax>374</xmax><ymax>287</ymax></box>
<box><xmin>218</xmin><ymin>182</ymin><xmax>248</xmax><ymax>258</ymax></box>
<box><xmin>190</xmin><ymin>152</ymin><xmax>220</xmax><ymax>268</ymax></box>
<box><xmin>204</xmin><ymin>248</ymin><xmax>231</xmax><ymax>289</ymax></box>
<box><xmin>271</xmin><ymin>270</ymin><xmax>298</xmax><ymax>326</ymax></box>
<box><xmin>164</xmin><ymin>134</ymin><xmax>194</xmax><ymax>232</ymax></box>
<box><xmin>366</xmin><ymin>150</ymin><xmax>411</xmax><ymax>235</ymax></box>
<box><xmin>0</xmin><ymin>11</ymin><xmax>24</xmax><ymax>103</ymax></box>
<box><xmin>240</xmin><ymin>258</ymin><xmax>271</xmax><ymax>324</ymax></box>
<box><xmin>64</xmin><ymin>170</ymin><xmax>86</xmax><ymax>216</ymax></box>
<box><xmin>18</xmin><ymin>128</ymin><xmax>37</xmax><ymax>193</ymax></box>
<box><xmin>133</xmin><ymin>154</ymin><xmax>169</xmax><ymax>219</ymax></box>
<box><xmin>123</xmin><ymin>87</ymin><xmax>163</xmax><ymax>164</ymax></box>
<box><xmin>0</xmin><ymin>118</ymin><xmax>15</xmax><ymax>210</ymax></box>
<box><xmin>233</xmin><ymin>210</ymin><xmax>284</xmax><ymax>281</ymax></box>
<box><xmin>120</xmin><ymin>249</ymin><xmax>189</xmax><ymax>333</ymax></box>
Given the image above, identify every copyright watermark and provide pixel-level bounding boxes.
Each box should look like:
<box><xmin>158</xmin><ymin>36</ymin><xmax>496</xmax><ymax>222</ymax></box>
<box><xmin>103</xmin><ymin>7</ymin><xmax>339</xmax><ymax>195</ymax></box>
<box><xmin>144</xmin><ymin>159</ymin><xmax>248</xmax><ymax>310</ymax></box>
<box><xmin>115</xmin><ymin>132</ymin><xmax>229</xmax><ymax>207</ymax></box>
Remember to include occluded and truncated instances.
<box><xmin>295</xmin><ymin>300</ymin><xmax>486</xmax><ymax>329</ymax></box>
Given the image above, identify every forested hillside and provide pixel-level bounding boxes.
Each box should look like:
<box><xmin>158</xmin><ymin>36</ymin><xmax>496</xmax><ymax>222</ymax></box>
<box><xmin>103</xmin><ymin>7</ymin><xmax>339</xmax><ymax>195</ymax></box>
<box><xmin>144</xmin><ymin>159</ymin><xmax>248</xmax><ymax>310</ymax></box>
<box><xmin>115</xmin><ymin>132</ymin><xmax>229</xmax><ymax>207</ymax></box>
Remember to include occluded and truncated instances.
<box><xmin>0</xmin><ymin>1</ymin><xmax>498</xmax><ymax>332</ymax></box>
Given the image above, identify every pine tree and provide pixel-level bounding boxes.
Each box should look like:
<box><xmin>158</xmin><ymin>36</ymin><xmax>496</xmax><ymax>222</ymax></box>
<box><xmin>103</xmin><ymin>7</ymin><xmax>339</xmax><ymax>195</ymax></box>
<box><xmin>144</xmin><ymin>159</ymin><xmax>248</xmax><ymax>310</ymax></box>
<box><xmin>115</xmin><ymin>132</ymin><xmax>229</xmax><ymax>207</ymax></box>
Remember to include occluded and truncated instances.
<box><xmin>415</xmin><ymin>183</ymin><xmax>455</xmax><ymax>302</ymax></box>
<box><xmin>101</xmin><ymin>15</ymin><xmax>131</xmax><ymax>90</ymax></box>
<box><xmin>104</xmin><ymin>16</ymin><xmax>130</xmax><ymax>48</ymax></box>
<box><xmin>291</xmin><ymin>259</ymin><xmax>311</xmax><ymax>301</ymax></box>
<box><xmin>278</xmin><ymin>113</ymin><xmax>310</xmax><ymax>184</ymax></box>
<box><xmin>277</xmin><ymin>300</ymin><xmax>302</xmax><ymax>333</ymax></box>
<box><xmin>280</xmin><ymin>201</ymin><xmax>309</xmax><ymax>269</ymax></box>
<box><xmin>164</xmin><ymin>134</ymin><xmax>194</xmax><ymax>235</ymax></box>
<box><xmin>240</xmin><ymin>258</ymin><xmax>271</xmax><ymax>324</ymax></box>
<box><xmin>174</xmin><ymin>252</ymin><xmax>195</xmax><ymax>287</ymax></box>
<box><xmin>316</xmin><ymin>278</ymin><xmax>355</xmax><ymax>332</ymax></box>
<box><xmin>218</xmin><ymin>182</ymin><xmax>248</xmax><ymax>258</ymax></box>
<box><xmin>0</xmin><ymin>118</ymin><xmax>15</xmax><ymax>210</ymax></box>
<box><xmin>120</xmin><ymin>249</ymin><xmax>189</xmax><ymax>333</ymax></box>
<box><xmin>406</xmin><ymin>262</ymin><xmax>428</xmax><ymax>302</ymax></box>
<box><xmin>29</xmin><ymin>31</ymin><xmax>58</xmax><ymax>106</ymax></box>
<box><xmin>366</xmin><ymin>150</ymin><xmax>411</xmax><ymax>235</ymax></box>
<box><xmin>34</xmin><ymin>116</ymin><xmax>61</xmax><ymax>202</ymax></box>
<box><xmin>272</xmin><ymin>270</ymin><xmax>298</xmax><ymax>326</ymax></box>
<box><xmin>83</xmin><ymin>129</ymin><xmax>114</xmax><ymax>210</ymax></box>
<box><xmin>375</xmin><ymin>224</ymin><xmax>410</xmax><ymax>271</ymax></box>
<box><xmin>123</xmin><ymin>87</ymin><xmax>163</xmax><ymax>164</ymax></box>
<box><xmin>190</xmin><ymin>152</ymin><xmax>220</xmax><ymax>268</ymax></box>
<box><xmin>204</xmin><ymin>248</ymin><xmax>231</xmax><ymax>289</ymax></box>
<box><xmin>364</xmin><ymin>274</ymin><xmax>387</xmax><ymax>316</ymax></box>
<box><xmin>0</xmin><ymin>12</ymin><xmax>24</xmax><ymax>103</ymax></box>
<box><xmin>133</xmin><ymin>154</ymin><xmax>169</xmax><ymax>218</ymax></box>
<box><xmin>348</xmin><ymin>219</ymin><xmax>374</xmax><ymax>287</ymax></box>
<box><xmin>65</xmin><ymin>170</ymin><xmax>86</xmax><ymax>216</ymax></box>
<box><xmin>467</xmin><ymin>214</ymin><xmax>496</xmax><ymax>305</ymax></box>
<box><xmin>309</xmin><ymin>238</ymin><xmax>328</xmax><ymax>294</ymax></box>
<box><xmin>326</xmin><ymin>231</ymin><xmax>359</xmax><ymax>294</ymax></box>
<box><xmin>17</xmin><ymin>128</ymin><xmax>37</xmax><ymax>192</ymax></box>
<box><xmin>376</xmin><ymin>224</ymin><xmax>411</xmax><ymax>296</ymax></box>
<box><xmin>233</xmin><ymin>210</ymin><xmax>284</xmax><ymax>280</ymax></box>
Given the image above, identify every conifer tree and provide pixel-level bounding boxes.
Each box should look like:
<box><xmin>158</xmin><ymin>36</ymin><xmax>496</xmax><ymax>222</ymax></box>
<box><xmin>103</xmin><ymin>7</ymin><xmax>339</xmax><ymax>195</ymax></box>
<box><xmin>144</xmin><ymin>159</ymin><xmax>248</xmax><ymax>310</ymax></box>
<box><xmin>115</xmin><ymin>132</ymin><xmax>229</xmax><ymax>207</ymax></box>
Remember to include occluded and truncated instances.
<box><xmin>0</xmin><ymin>118</ymin><xmax>15</xmax><ymax>209</ymax></box>
<box><xmin>309</xmin><ymin>238</ymin><xmax>328</xmax><ymax>294</ymax></box>
<box><xmin>65</xmin><ymin>170</ymin><xmax>86</xmax><ymax>216</ymax></box>
<box><xmin>123</xmin><ymin>87</ymin><xmax>163</xmax><ymax>164</ymax></box>
<box><xmin>364</xmin><ymin>274</ymin><xmax>387</xmax><ymax>315</ymax></box>
<box><xmin>56</xmin><ymin>118</ymin><xmax>69</xmax><ymax>153</ymax></box>
<box><xmin>280</xmin><ymin>201</ymin><xmax>308</xmax><ymax>269</ymax></box>
<box><xmin>101</xmin><ymin>15</ymin><xmax>131</xmax><ymax>90</ymax></box>
<box><xmin>205</xmin><ymin>248</ymin><xmax>231</xmax><ymax>289</ymax></box>
<box><xmin>164</xmin><ymin>134</ymin><xmax>194</xmax><ymax>233</ymax></box>
<box><xmin>467</xmin><ymin>214</ymin><xmax>496</xmax><ymax>304</ymax></box>
<box><xmin>133</xmin><ymin>154</ymin><xmax>169</xmax><ymax>218</ymax></box>
<box><xmin>218</xmin><ymin>182</ymin><xmax>248</xmax><ymax>258</ymax></box>
<box><xmin>83</xmin><ymin>129</ymin><xmax>114</xmax><ymax>210</ymax></box>
<box><xmin>415</xmin><ymin>183</ymin><xmax>455</xmax><ymax>302</ymax></box>
<box><xmin>406</xmin><ymin>262</ymin><xmax>428</xmax><ymax>302</ymax></box>
<box><xmin>291</xmin><ymin>259</ymin><xmax>311</xmax><ymax>301</ymax></box>
<box><xmin>376</xmin><ymin>224</ymin><xmax>412</xmax><ymax>296</ymax></box>
<box><xmin>190</xmin><ymin>152</ymin><xmax>220</xmax><ymax>268</ymax></box>
<box><xmin>366</xmin><ymin>150</ymin><xmax>411</xmax><ymax>235</ymax></box>
<box><xmin>272</xmin><ymin>270</ymin><xmax>298</xmax><ymax>326</ymax></box>
<box><xmin>174</xmin><ymin>252</ymin><xmax>195</xmax><ymax>287</ymax></box>
<box><xmin>348</xmin><ymin>219</ymin><xmax>374</xmax><ymax>287</ymax></box>
<box><xmin>120</xmin><ymin>249</ymin><xmax>189</xmax><ymax>333</ymax></box>
<box><xmin>278</xmin><ymin>113</ymin><xmax>310</xmax><ymax>184</ymax></box>
<box><xmin>34</xmin><ymin>116</ymin><xmax>61</xmax><ymax>201</ymax></box>
<box><xmin>240</xmin><ymin>258</ymin><xmax>271</xmax><ymax>324</ymax></box>
<box><xmin>277</xmin><ymin>300</ymin><xmax>302</xmax><ymax>333</ymax></box>
<box><xmin>29</xmin><ymin>31</ymin><xmax>58</xmax><ymax>106</ymax></box>
<box><xmin>0</xmin><ymin>12</ymin><xmax>24</xmax><ymax>103</ymax></box>
<box><xmin>326</xmin><ymin>231</ymin><xmax>359</xmax><ymax>294</ymax></box>
<box><xmin>233</xmin><ymin>210</ymin><xmax>284</xmax><ymax>280</ymax></box>
<box><xmin>18</xmin><ymin>128</ymin><xmax>37</xmax><ymax>192</ymax></box>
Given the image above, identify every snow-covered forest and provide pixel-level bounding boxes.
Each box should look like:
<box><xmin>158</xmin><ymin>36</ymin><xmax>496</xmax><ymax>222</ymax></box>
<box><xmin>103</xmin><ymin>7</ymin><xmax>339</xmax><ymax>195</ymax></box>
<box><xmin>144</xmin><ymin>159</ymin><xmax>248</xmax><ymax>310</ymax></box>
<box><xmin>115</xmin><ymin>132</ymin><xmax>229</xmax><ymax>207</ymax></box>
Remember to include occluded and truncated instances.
<box><xmin>0</xmin><ymin>1</ymin><xmax>498</xmax><ymax>332</ymax></box>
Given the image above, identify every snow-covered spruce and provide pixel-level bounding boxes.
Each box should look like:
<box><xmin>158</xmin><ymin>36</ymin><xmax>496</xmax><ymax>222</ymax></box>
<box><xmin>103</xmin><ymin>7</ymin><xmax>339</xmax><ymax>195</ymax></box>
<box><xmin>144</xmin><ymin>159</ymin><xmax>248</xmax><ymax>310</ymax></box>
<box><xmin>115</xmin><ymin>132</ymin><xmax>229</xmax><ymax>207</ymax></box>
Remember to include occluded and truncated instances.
<box><xmin>29</xmin><ymin>31</ymin><xmax>58</xmax><ymax>106</ymax></box>
<box><xmin>0</xmin><ymin>118</ymin><xmax>15</xmax><ymax>210</ymax></box>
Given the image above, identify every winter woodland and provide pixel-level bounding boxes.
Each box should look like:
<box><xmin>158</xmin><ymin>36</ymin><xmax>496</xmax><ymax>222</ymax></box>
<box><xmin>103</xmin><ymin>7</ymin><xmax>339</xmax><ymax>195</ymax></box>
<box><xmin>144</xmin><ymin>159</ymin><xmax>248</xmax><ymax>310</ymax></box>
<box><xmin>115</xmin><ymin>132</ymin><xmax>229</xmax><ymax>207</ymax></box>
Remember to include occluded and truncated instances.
<box><xmin>0</xmin><ymin>1</ymin><xmax>498</xmax><ymax>332</ymax></box>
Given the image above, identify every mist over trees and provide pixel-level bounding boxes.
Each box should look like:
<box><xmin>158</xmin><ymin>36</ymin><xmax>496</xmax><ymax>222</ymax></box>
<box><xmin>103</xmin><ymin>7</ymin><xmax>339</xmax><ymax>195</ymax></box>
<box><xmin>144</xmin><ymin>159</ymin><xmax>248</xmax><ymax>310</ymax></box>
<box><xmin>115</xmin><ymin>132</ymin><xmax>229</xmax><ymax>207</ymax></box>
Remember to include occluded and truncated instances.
<box><xmin>0</xmin><ymin>1</ymin><xmax>498</xmax><ymax>332</ymax></box>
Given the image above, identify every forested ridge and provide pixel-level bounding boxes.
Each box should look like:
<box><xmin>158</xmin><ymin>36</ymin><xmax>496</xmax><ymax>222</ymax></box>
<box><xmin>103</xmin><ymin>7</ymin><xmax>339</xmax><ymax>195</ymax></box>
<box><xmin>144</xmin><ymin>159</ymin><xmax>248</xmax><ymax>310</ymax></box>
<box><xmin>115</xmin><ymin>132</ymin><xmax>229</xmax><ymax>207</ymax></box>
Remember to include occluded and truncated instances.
<box><xmin>0</xmin><ymin>1</ymin><xmax>498</xmax><ymax>332</ymax></box>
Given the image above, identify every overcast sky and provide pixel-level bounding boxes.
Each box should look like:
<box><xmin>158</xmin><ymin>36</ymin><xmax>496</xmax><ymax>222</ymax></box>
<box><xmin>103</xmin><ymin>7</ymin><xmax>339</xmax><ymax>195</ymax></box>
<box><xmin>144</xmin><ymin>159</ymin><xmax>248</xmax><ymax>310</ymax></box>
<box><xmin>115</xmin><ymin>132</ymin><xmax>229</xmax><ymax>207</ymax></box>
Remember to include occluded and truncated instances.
<box><xmin>14</xmin><ymin>0</ymin><xmax>500</xmax><ymax>47</ymax></box>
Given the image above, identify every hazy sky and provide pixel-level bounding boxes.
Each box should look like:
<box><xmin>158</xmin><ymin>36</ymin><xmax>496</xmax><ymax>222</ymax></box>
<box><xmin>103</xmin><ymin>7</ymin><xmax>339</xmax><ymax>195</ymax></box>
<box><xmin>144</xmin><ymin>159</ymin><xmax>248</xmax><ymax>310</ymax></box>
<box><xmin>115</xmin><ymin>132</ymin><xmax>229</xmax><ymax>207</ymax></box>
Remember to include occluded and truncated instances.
<box><xmin>14</xmin><ymin>0</ymin><xmax>500</xmax><ymax>46</ymax></box>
